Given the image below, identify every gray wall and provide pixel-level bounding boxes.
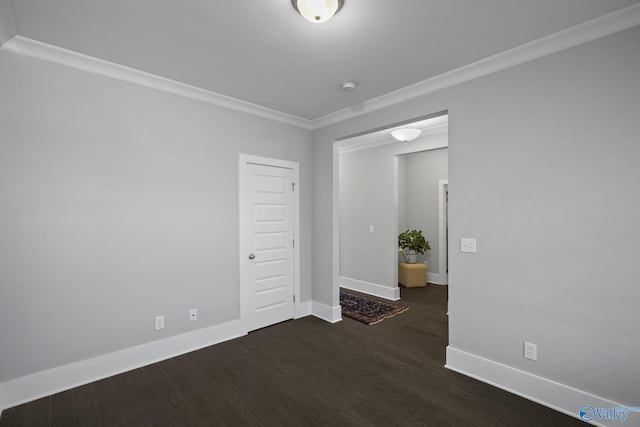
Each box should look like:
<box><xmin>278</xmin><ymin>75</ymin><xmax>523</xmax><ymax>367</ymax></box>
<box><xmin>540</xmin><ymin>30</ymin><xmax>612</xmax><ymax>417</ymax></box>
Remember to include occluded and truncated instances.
<box><xmin>312</xmin><ymin>26</ymin><xmax>640</xmax><ymax>406</ymax></box>
<box><xmin>401</xmin><ymin>148</ymin><xmax>448</xmax><ymax>273</ymax></box>
<box><xmin>397</xmin><ymin>156</ymin><xmax>407</xmax><ymax>233</ymax></box>
<box><xmin>340</xmin><ymin>147</ymin><xmax>395</xmax><ymax>286</ymax></box>
<box><xmin>0</xmin><ymin>49</ymin><xmax>311</xmax><ymax>382</ymax></box>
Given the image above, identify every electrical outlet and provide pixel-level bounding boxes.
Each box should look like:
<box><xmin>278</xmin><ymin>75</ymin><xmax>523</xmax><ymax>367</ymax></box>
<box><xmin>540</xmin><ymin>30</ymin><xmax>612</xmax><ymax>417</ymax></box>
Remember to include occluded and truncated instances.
<box><xmin>369</xmin><ymin>225</ymin><xmax>375</xmax><ymax>234</ymax></box>
<box><xmin>155</xmin><ymin>315</ymin><xmax>165</xmax><ymax>330</ymax></box>
<box><xmin>524</xmin><ymin>342</ymin><xmax>537</xmax><ymax>361</ymax></box>
<box><xmin>189</xmin><ymin>308</ymin><xmax>198</xmax><ymax>321</ymax></box>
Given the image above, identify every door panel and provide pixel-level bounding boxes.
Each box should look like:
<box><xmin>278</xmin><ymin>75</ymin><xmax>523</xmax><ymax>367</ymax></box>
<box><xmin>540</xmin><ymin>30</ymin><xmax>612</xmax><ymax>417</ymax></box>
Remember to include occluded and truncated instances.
<box><xmin>241</xmin><ymin>163</ymin><xmax>295</xmax><ymax>331</ymax></box>
<box><xmin>254</xmin><ymin>232</ymin><xmax>287</xmax><ymax>251</ymax></box>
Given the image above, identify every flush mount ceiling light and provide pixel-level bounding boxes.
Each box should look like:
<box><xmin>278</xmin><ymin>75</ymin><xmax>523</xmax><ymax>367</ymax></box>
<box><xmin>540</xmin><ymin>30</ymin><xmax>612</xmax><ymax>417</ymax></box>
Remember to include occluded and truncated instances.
<box><xmin>391</xmin><ymin>127</ymin><xmax>422</xmax><ymax>142</ymax></box>
<box><xmin>342</xmin><ymin>81</ymin><xmax>357</xmax><ymax>91</ymax></box>
<box><xmin>291</xmin><ymin>0</ymin><xmax>345</xmax><ymax>23</ymax></box>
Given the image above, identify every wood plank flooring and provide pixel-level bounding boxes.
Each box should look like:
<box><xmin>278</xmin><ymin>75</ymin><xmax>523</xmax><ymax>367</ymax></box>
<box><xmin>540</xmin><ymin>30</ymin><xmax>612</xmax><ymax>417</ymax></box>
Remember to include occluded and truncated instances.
<box><xmin>0</xmin><ymin>285</ymin><xmax>585</xmax><ymax>426</ymax></box>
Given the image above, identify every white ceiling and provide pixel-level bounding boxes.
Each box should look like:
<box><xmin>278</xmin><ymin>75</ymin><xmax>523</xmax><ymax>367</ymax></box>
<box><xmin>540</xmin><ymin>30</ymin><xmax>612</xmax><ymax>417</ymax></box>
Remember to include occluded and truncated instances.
<box><xmin>4</xmin><ymin>0</ymin><xmax>640</xmax><ymax>121</ymax></box>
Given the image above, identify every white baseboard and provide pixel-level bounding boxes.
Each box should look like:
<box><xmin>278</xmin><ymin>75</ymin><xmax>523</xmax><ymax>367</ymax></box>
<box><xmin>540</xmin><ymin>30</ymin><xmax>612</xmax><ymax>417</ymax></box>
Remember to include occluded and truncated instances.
<box><xmin>340</xmin><ymin>276</ymin><xmax>400</xmax><ymax>301</ymax></box>
<box><xmin>445</xmin><ymin>346</ymin><xmax>631</xmax><ymax>427</ymax></box>
<box><xmin>426</xmin><ymin>268</ymin><xmax>448</xmax><ymax>285</ymax></box>
<box><xmin>0</xmin><ymin>319</ymin><xmax>246</xmax><ymax>412</ymax></box>
<box><xmin>311</xmin><ymin>301</ymin><xmax>342</xmax><ymax>323</ymax></box>
<box><xmin>0</xmin><ymin>301</ymin><xmax>343</xmax><ymax>413</ymax></box>
<box><xmin>427</xmin><ymin>272</ymin><xmax>444</xmax><ymax>285</ymax></box>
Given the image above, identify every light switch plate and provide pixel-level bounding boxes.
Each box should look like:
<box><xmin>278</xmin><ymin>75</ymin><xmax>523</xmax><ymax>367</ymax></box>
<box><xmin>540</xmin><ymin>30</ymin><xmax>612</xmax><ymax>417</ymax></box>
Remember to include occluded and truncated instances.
<box><xmin>461</xmin><ymin>238</ymin><xmax>477</xmax><ymax>253</ymax></box>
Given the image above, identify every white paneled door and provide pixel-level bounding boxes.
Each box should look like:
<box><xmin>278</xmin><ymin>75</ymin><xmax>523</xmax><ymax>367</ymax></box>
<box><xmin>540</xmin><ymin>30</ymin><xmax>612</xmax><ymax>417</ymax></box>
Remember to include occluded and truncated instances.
<box><xmin>240</xmin><ymin>157</ymin><xmax>296</xmax><ymax>332</ymax></box>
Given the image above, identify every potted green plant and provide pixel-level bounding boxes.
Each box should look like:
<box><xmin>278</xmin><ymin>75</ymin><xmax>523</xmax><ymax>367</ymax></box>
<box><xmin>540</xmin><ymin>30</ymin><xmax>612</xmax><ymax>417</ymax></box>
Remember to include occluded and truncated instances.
<box><xmin>398</xmin><ymin>229</ymin><xmax>431</xmax><ymax>264</ymax></box>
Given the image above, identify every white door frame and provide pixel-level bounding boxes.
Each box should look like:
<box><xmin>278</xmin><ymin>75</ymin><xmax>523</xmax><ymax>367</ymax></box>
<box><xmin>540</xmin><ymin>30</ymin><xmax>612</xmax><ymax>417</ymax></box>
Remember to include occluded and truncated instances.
<box><xmin>438</xmin><ymin>179</ymin><xmax>448</xmax><ymax>285</ymax></box>
<box><xmin>239</xmin><ymin>154</ymin><xmax>302</xmax><ymax>331</ymax></box>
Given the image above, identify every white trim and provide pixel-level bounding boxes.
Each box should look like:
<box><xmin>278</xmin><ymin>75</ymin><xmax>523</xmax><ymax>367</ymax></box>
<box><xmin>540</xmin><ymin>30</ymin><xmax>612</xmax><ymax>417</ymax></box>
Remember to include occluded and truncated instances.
<box><xmin>392</xmin><ymin>155</ymin><xmax>400</xmax><ymax>299</ymax></box>
<box><xmin>238</xmin><ymin>154</ymin><xmax>301</xmax><ymax>332</ymax></box>
<box><xmin>438</xmin><ymin>179</ymin><xmax>449</xmax><ymax>285</ymax></box>
<box><xmin>332</xmin><ymin>141</ymin><xmax>342</xmax><ymax>312</ymax></box>
<box><xmin>338</xmin><ymin>124</ymin><xmax>448</xmax><ymax>155</ymax></box>
<box><xmin>239</xmin><ymin>154</ymin><xmax>301</xmax><ymax>170</ymax></box>
<box><xmin>291</xmin><ymin>163</ymin><xmax>303</xmax><ymax>320</ymax></box>
<box><xmin>338</xmin><ymin>135</ymin><xmax>401</xmax><ymax>155</ymax></box>
<box><xmin>340</xmin><ymin>277</ymin><xmax>400</xmax><ymax>301</ymax></box>
<box><xmin>310</xmin><ymin>3</ymin><xmax>640</xmax><ymax>129</ymax></box>
<box><xmin>0</xmin><ymin>319</ymin><xmax>246</xmax><ymax>412</ymax></box>
<box><xmin>1</xmin><ymin>36</ymin><xmax>311</xmax><ymax>129</ymax></box>
<box><xmin>445</xmin><ymin>347</ymin><xmax>629</xmax><ymax>427</ymax></box>
<box><xmin>0</xmin><ymin>0</ymin><xmax>16</xmax><ymax>47</ymax></box>
<box><xmin>427</xmin><ymin>271</ymin><xmax>445</xmax><ymax>285</ymax></box>
<box><xmin>311</xmin><ymin>301</ymin><xmax>342</xmax><ymax>323</ymax></box>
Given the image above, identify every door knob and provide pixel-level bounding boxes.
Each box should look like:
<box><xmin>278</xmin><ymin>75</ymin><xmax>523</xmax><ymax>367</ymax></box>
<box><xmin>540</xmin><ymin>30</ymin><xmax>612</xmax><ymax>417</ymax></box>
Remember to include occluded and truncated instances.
<box><xmin>248</xmin><ymin>253</ymin><xmax>255</xmax><ymax>260</ymax></box>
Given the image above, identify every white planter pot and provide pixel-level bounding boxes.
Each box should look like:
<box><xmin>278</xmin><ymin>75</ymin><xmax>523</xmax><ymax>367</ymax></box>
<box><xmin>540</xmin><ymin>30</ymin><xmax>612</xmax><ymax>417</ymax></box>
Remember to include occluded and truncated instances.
<box><xmin>407</xmin><ymin>250</ymin><xmax>417</xmax><ymax>264</ymax></box>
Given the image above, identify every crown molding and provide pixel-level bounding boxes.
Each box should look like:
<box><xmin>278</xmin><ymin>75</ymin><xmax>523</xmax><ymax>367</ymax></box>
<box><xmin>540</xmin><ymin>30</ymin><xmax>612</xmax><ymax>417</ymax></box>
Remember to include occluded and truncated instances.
<box><xmin>1</xmin><ymin>36</ymin><xmax>312</xmax><ymax>129</ymax></box>
<box><xmin>310</xmin><ymin>2</ymin><xmax>640</xmax><ymax>129</ymax></box>
<box><xmin>2</xmin><ymin>3</ymin><xmax>639</xmax><ymax>131</ymax></box>
<box><xmin>0</xmin><ymin>0</ymin><xmax>16</xmax><ymax>46</ymax></box>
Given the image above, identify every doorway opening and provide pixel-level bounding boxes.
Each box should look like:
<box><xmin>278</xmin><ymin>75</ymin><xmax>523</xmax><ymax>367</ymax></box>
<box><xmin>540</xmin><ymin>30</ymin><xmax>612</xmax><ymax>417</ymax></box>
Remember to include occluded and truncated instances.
<box><xmin>335</xmin><ymin>112</ymin><xmax>448</xmax><ymax>303</ymax></box>
<box><xmin>397</xmin><ymin>148</ymin><xmax>448</xmax><ymax>286</ymax></box>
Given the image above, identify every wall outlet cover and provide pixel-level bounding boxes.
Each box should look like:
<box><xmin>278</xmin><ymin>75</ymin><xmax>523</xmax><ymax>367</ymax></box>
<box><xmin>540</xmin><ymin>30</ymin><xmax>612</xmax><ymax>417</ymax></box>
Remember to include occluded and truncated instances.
<box><xmin>155</xmin><ymin>315</ymin><xmax>165</xmax><ymax>330</ymax></box>
<box><xmin>524</xmin><ymin>342</ymin><xmax>537</xmax><ymax>361</ymax></box>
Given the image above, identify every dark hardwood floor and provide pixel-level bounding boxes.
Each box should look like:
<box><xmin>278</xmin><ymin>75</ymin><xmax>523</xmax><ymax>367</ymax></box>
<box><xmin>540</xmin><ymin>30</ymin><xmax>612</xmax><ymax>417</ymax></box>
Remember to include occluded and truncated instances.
<box><xmin>0</xmin><ymin>285</ymin><xmax>585</xmax><ymax>426</ymax></box>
